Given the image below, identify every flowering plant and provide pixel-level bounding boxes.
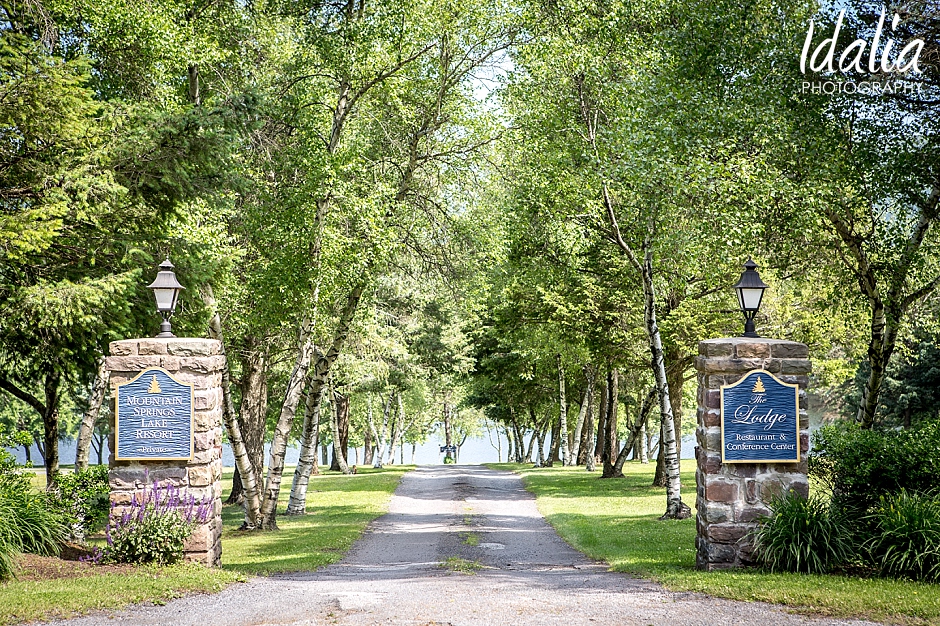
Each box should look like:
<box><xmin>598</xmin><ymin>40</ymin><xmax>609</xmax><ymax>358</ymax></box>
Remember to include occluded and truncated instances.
<box><xmin>94</xmin><ymin>474</ymin><xmax>211</xmax><ymax>566</ymax></box>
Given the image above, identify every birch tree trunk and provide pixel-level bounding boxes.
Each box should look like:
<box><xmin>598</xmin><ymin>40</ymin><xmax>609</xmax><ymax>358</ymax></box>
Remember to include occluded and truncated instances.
<box><xmin>286</xmin><ymin>381</ymin><xmax>326</xmax><ymax>515</ymax></box>
<box><xmin>639</xmin><ymin>246</ymin><xmax>688</xmax><ymax>519</ymax></box>
<box><xmin>389</xmin><ymin>392</ymin><xmax>406</xmax><ymax>465</ymax></box>
<box><xmin>556</xmin><ymin>354</ymin><xmax>569</xmax><ymax>466</ymax></box>
<box><xmin>261</xmin><ymin>283</ymin><xmax>364</xmax><ymax>529</ymax></box>
<box><xmin>570</xmin><ymin>382</ymin><xmax>589</xmax><ymax>465</ymax></box>
<box><xmin>602</xmin><ymin>188</ymin><xmax>688</xmax><ymax>518</ymax></box>
<box><xmin>75</xmin><ymin>357</ymin><xmax>108</xmax><ymax>471</ymax></box>
<box><xmin>585</xmin><ymin>385</ymin><xmax>596</xmax><ymax>472</ymax></box>
<box><xmin>577</xmin><ymin>366</ymin><xmax>596</xmax><ymax>465</ymax></box>
<box><xmin>203</xmin><ymin>284</ymin><xmax>261</xmax><ymax>528</ymax></box>
<box><xmin>371</xmin><ymin>393</ymin><xmax>392</xmax><ymax>468</ymax></box>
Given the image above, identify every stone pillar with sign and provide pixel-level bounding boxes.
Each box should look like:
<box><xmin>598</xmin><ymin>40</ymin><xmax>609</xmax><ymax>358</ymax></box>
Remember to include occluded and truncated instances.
<box><xmin>694</xmin><ymin>338</ymin><xmax>811</xmax><ymax>570</ymax></box>
<box><xmin>106</xmin><ymin>338</ymin><xmax>225</xmax><ymax>567</ymax></box>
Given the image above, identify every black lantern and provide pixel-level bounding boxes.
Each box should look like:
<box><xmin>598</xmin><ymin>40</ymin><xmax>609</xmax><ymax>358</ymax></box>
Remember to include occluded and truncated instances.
<box><xmin>147</xmin><ymin>257</ymin><xmax>185</xmax><ymax>338</ymax></box>
<box><xmin>732</xmin><ymin>258</ymin><xmax>768</xmax><ymax>338</ymax></box>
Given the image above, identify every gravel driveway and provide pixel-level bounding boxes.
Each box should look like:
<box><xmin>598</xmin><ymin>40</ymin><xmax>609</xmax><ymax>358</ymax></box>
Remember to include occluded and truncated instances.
<box><xmin>42</xmin><ymin>465</ymin><xmax>880</xmax><ymax>626</ymax></box>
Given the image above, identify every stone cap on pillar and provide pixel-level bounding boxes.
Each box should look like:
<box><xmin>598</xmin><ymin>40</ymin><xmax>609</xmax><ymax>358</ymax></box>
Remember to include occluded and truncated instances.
<box><xmin>109</xmin><ymin>338</ymin><xmax>222</xmax><ymax>358</ymax></box>
<box><xmin>698</xmin><ymin>337</ymin><xmax>808</xmax><ymax>360</ymax></box>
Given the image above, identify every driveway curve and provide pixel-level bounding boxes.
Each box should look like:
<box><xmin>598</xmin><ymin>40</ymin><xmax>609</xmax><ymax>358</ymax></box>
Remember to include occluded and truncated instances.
<box><xmin>43</xmin><ymin>465</ymin><xmax>879</xmax><ymax>626</ymax></box>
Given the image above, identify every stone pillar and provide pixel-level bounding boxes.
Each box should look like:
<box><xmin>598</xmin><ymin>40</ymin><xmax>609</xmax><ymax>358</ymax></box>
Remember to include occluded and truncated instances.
<box><xmin>106</xmin><ymin>338</ymin><xmax>224</xmax><ymax>567</ymax></box>
<box><xmin>694</xmin><ymin>338</ymin><xmax>810</xmax><ymax>571</ymax></box>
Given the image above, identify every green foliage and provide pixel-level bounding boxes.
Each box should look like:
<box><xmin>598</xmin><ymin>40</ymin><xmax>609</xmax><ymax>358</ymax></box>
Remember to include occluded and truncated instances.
<box><xmin>104</xmin><ymin>482</ymin><xmax>210</xmax><ymax>566</ymax></box>
<box><xmin>752</xmin><ymin>491</ymin><xmax>854</xmax><ymax>574</ymax></box>
<box><xmin>50</xmin><ymin>466</ymin><xmax>110</xmax><ymax>538</ymax></box>
<box><xmin>105</xmin><ymin>510</ymin><xmax>195</xmax><ymax>567</ymax></box>
<box><xmin>0</xmin><ymin>432</ymin><xmax>67</xmax><ymax>580</ymax></box>
<box><xmin>845</xmin><ymin>318</ymin><xmax>940</xmax><ymax>427</ymax></box>
<box><xmin>866</xmin><ymin>490</ymin><xmax>940</xmax><ymax>583</ymax></box>
<box><xmin>0</xmin><ymin>476</ymin><xmax>67</xmax><ymax>580</ymax></box>
<box><xmin>810</xmin><ymin>421</ymin><xmax>940</xmax><ymax>514</ymax></box>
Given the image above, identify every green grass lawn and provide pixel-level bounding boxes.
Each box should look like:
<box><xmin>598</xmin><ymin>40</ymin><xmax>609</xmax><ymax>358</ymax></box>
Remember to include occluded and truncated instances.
<box><xmin>490</xmin><ymin>461</ymin><xmax>940</xmax><ymax>626</ymax></box>
<box><xmin>0</xmin><ymin>464</ymin><xmax>410</xmax><ymax>625</ymax></box>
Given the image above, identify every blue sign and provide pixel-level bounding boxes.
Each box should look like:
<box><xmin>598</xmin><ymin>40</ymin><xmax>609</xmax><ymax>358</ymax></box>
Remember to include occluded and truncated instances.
<box><xmin>115</xmin><ymin>368</ymin><xmax>194</xmax><ymax>461</ymax></box>
<box><xmin>721</xmin><ymin>370</ymin><xmax>799</xmax><ymax>463</ymax></box>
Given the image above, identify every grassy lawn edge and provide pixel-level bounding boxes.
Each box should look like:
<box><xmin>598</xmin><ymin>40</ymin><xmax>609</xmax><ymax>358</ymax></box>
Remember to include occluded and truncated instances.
<box><xmin>488</xmin><ymin>461</ymin><xmax>940</xmax><ymax>626</ymax></box>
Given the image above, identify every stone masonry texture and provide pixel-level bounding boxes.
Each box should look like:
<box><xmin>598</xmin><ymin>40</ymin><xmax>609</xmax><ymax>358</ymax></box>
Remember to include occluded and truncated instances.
<box><xmin>107</xmin><ymin>338</ymin><xmax>224</xmax><ymax>567</ymax></box>
<box><xmin>694</xmin><ymin>337</ymin><xmax>811</xmax><ymax>571</ymax></box>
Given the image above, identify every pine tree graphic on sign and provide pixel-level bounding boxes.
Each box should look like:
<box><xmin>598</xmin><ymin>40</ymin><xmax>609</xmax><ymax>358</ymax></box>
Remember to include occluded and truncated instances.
<box><xmin>752</xmin><ymin>376</ymin><xmax>765</xmax><ymax>393</ymax></box>
<box><xmin>147</xmin><ymin>375</ymin><xmax>162</xmax><ymax>394</ymax></box>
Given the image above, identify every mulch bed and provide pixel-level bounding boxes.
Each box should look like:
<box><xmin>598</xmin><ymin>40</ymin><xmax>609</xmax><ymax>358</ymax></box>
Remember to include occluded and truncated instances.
<box><xmin>14</xmin><ymin>544</ymin><xmax>138</xmax><ymax>582</ymax></box>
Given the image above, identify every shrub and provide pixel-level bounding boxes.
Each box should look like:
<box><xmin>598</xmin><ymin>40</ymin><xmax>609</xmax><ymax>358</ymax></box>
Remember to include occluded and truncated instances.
<box><xmin>50</xmin><ymin>465</ymin><xmax>110</xmax><ymax>540</ymax></box>
<box><xmin>103</xmin><ymin>480</ymin><xmax>211</xmax><ymax>566</ymax></box>
<box><xmin>809</xmin><ymin>421</ymin><xmax>940</xmax><ymax>514</ymax></box>
<box><xmin>752</xmin><ymin>490</ymin><xmax>855</xmax><ymax>574</ymax></box>
<box><xmin>0</xmin><ymin>476</ymin><xmax>68</xmax><ymax>580</ymax></box>
<box><xmin>0</xmin><ymin>433</ymin><xmax>67</xmax><ymax>580</ymax></box>
<box><xmin>866</xmin><ymin>490</ymin><xmax>940</xmax><ymax>582</ymax></box>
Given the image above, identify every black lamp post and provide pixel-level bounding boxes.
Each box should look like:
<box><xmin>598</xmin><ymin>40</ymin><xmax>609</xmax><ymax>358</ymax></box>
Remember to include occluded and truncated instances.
<box><xmin>147</xmin><ymin>257</ymin><xmax>185</xmax><ymax>338</ymax></box>
<box><xmin>732</xmin><ymin>258</ymin><xmax>768</xmax><ymax>338</ymax></box>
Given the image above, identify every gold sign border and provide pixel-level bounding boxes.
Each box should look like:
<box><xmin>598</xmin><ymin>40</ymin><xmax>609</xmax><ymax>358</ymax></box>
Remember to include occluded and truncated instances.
<box><xmin>115</xmin><ymin>367</ymin><xmax>195</xmax><ymax>462</ymax></box>
<box><xmin>720</xmin><ymin>368</ymin><xmax>800</xmax><ymax>464</ymax></box>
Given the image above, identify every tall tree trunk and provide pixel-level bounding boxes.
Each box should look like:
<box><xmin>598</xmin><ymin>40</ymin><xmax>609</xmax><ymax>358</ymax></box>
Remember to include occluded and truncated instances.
<box><xmin>511</xmin><ymin>410</ymin><xmax>524</xmax><ymax>462</ymax></box>
<box><xmin>594</xmin><ymin>375</ymin><xmax>608</xmax><ymax>462</ymax></box>
<box><xmin>261</xmin><ymin>320</ymin><xmax>316</xmax><ymax>530</ymax></box>
<box><xmin>75</xmin><ymin>357</ymin><xmax>108</xmax><ymax>472</ymax></box>
<box><xmin>227</xmin><ymin>470</ymin><xmax>244</xmax><ymax>505</ymax></box>
<box><xmin>585</xmin><ymin>385</ymin><xmax>596</xmax><ymax>472</ymax></box>
<box><xmin>535</xmin><ymin>424</ymin><xmax>546</xmax><ymax>467</ymax></box>
<box><xmin>235</xmin><ymin>338</ymin><xmax>268</xmax><ymax>506</ymax></box>
<box><xmin>387</xmin><ymin>393</ymin><xmax>405</xmax><ymax>466</ymax></box>
<box><xmin>612</xmin><ymin>386</ymin><xmax>657</xmax><ymax>476</ymax></box>
<box><xmin>363</xmin><ymin>426</ymin><xmax>373</xmax><ymax>465</ymax></box>
<box><xmin>602</xmin><ymin>370</ymin><xmax>620</xmax><ymax>478</ymax></box>
<box><xmin>556</xmin><ymin>354</ymin><xmax>569</xmax><ymax>465</ymax></box>
<box><xmin>204</xmin><ymin>285</ymin><xmax>262</xmax><ymax>529</ymax></box>
<box><xmin>603</xmin><ymin>185</ymin><xmax>688</xmax><ymax>518</ymax></box>
<box><xmin>41</xmin><ymin>369</ymin><xmax>60</xmax><ymax>488</ymax></box>
<box><xmin>653</xmin><ymin>431</ymin><xmax>667</xmax><ymax>486</ymax></box>
<box><xmin>330</xmin><ymin>389</ymin><xmax>351</xmax><ymax>474</ymax></box>
<box><xmin>571</xmin><ymin>375</ymin><xmax>590</xmax><ymax>465</ymax></box>
<box><xmin>286</xmin><ymin>381</ymin><xmax>326</xmax><ymax>514</ymax></box>
<box><xmin>443</xmin><ymin>401</ymin><xmax>453</xmax><ymax>448</ymax></box>
<box><xmin>577</xmin><ymin>367</ymin><xmax>596</xmax><ymax>465</ymax></box>
<box><xmin>545</xmin><ymin>410</ymin><xmax>559</xmax><ymax>467</ymax></box>
<box><xmin>371</xmin><ymin>393</ymin><xmax>393</xmax><ymax>468</ymax></box>
<box><xmin>261</xmin><ymin>283</ymin><xmax>364</xmax><ymax>529</ymax></box>
<box><xmin>825</xmin><ymin>184</ymin><xmax>940</xmax><ymax>428</ymax></box>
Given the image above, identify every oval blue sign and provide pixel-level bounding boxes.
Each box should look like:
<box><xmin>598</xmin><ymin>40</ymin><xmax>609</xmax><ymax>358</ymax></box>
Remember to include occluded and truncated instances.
<box><xmin>115</xmin><ymin>368</ymin><xmax>194</xmax><ymax>461</ymax></box>
<box><xmin>720</xmin><ymin>370</ymin><xmax>799</xmax><ymax>463</ymax></box>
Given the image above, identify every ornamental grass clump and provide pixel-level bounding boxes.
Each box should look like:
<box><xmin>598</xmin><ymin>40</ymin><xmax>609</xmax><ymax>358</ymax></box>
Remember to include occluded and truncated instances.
<box><xmin>102</xmin><ymin>478</ymin><xmax>211</xmax><ymax>566</ymax></box>
<box><xmin>752</xmin><ymin>490</ymin><xmax>854</xmax><ymax>574</ymax></box>
<box><xmin>866</xmin><ymin>490</ymin><xmax>940</xmax><ymax>582</ymax></box>
<box><xmin>0</xmin><ymin>433</ymin><xmax>67</xmax><ymax>580</ymax></box>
